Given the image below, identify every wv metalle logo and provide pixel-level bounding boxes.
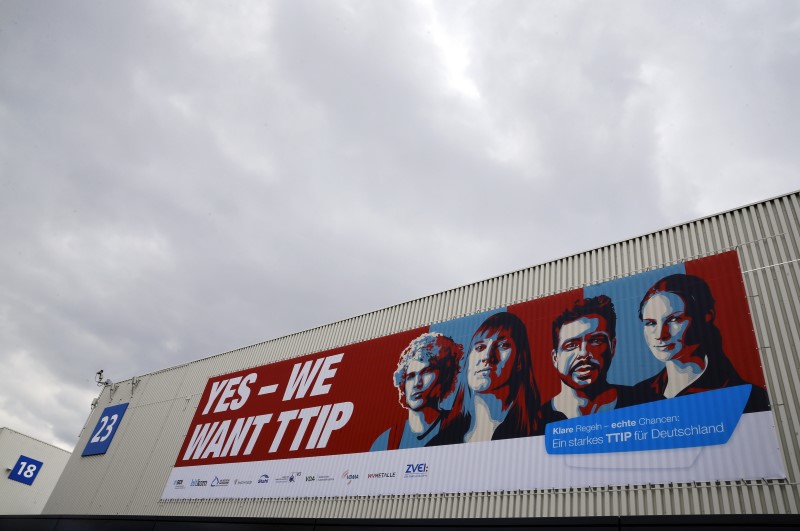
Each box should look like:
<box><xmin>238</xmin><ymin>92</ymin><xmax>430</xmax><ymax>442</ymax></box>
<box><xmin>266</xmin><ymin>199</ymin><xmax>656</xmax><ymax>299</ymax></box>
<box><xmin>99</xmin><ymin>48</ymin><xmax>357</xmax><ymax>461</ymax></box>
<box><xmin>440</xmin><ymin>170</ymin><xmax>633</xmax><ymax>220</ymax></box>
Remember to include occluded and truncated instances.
<box><xmin>367</xmin><ymin>471</ymin><xmax>396</xmax><ymax>479</ymax></box>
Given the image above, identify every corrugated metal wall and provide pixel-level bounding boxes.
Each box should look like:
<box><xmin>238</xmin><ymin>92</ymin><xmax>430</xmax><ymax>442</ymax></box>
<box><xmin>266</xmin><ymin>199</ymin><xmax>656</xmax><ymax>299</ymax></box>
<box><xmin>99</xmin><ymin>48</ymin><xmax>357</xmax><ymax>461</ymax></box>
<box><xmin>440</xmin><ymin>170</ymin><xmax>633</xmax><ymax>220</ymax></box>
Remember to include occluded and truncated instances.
<box><xmin>44</xmin><ymin>191</ymin><xmax>800</xmax><ymax>517</ymax></box>
<box><xmin>0</xmin><ymin>428</ymin><xmax>72</xmax><ymax>514</ymax></box>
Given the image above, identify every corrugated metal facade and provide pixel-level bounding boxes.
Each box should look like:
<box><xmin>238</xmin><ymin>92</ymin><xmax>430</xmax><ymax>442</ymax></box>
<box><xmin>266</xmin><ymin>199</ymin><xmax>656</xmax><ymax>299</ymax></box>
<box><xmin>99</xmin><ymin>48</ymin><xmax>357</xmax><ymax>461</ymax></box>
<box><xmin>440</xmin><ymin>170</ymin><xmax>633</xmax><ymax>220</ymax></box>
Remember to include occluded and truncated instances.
<box><xmin>44</xmin><ymin>191</ymin><xmax>800</xmax><ymax>517</ymax></box>
<box><xmin>0</xmin><ymin>428</ymin><xmax>71</xmax><ymax>514</ymax></box>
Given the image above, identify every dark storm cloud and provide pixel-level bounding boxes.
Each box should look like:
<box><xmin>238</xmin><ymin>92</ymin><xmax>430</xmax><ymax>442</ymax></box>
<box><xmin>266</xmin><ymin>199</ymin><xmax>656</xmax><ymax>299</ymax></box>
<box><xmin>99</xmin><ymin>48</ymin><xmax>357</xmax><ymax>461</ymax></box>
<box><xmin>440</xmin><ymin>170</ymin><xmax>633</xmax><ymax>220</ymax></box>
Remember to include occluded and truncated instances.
<box><xmin>0</xmin><ymin>0</ymin><xmax>797</xmax><ymax>449</ymax></box>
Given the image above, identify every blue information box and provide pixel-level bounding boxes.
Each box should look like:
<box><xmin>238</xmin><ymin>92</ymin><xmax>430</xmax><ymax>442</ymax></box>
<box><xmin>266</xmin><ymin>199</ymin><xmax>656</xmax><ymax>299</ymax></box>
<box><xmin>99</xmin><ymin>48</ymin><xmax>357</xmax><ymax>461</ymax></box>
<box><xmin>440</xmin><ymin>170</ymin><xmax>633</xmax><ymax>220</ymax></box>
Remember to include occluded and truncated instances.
<box><xmin>545</xmin><ymin>385</ymin><xmax>750</xmax><ymax>455</ymax></box>
<box><xmin>82</xmin><ymin>402</ymin><xmax>129</xmax><ymax>456</ymax></box>
<box><xmin>9</xmin><ymin>455</ymin><xmax>44</xmax><ymax>485</ymax></box>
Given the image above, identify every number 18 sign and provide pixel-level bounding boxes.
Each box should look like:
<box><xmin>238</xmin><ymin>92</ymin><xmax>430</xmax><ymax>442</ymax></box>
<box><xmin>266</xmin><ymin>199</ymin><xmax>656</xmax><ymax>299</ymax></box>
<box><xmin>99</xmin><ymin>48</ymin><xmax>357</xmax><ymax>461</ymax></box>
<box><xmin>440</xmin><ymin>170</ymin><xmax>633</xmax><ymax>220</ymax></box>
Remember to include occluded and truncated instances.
<box><xmin>82</xmin><ymin>403</ymin><xmax>129</xmax><ymax>456</ymax></box>
<box><xmin>9</xmin><ymin>455</ymin><xmax>44</xmax><ymax>485</ymax></box>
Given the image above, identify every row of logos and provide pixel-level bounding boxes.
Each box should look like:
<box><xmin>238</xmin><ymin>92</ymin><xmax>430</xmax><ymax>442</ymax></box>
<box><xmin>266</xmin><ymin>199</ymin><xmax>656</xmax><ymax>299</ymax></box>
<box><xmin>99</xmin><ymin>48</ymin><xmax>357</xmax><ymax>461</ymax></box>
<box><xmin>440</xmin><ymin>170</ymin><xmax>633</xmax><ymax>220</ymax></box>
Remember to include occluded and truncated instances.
<box><xmin>172</xmin><ymin>463</ymin><xmax>430</xmax><ymax>490</ymax></box>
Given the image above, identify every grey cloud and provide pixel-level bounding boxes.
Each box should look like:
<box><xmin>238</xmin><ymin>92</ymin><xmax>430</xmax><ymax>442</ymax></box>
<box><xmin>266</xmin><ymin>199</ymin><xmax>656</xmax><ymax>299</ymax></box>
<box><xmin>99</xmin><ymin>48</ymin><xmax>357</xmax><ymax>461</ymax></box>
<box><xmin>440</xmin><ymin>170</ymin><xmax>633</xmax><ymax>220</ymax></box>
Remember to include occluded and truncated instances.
<box><xmin>1</xmin><ymin>0</ymin><xmax>798</xmax><ymax>450</ymax></box>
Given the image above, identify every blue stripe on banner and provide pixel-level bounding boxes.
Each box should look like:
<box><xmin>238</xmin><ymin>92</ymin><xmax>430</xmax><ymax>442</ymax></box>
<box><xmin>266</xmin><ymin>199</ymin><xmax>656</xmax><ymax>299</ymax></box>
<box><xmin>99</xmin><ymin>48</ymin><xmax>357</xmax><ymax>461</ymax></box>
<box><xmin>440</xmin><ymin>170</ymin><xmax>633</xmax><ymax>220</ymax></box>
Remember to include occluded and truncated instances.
<box><xmin>585</xmin><ymin>262</ymin><xmax>685</xmax><ymax>386</ymax></box>
<box><xmin>429</xmin><ymin>308</ymin><xmax>507</xmax><ymax>354</ymax></box>
<box><xmin>545</xmin><ymin>385</ymin><xmax>751</xmax><ymax>454</ymax></box>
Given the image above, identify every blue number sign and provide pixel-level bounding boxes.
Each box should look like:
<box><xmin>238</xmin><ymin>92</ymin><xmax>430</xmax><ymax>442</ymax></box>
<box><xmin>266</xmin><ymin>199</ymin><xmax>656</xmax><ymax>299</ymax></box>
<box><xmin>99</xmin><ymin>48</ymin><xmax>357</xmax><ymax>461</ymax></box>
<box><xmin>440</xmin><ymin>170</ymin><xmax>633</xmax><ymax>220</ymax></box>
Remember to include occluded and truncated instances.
<box><xmin>82</xmin><ymin>403</ymin><xmax>129</xmax><ymax>456</ymax></box>
<box><xmin>9</xmin><ymin>455</ymin><xmax>43</xmax><ymax>485</ymax></box>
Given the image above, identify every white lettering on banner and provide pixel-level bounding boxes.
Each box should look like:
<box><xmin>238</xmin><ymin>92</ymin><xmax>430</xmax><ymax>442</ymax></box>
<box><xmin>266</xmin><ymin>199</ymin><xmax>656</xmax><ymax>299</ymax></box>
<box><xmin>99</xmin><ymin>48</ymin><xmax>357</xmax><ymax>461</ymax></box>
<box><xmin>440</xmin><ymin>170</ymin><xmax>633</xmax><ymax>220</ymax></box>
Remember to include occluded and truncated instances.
<box><xmin>243</xmin><ymin>415</ymin><xmax>273</xmax><ymax>455</ymax></box>
<box><xmin>639</xmin><ymin>415</ymin><xmax>680</xmax><ymax>425</ymax></box>
<box><xmin>181</xmin><ymin>402</ymin><xmax>354</xmax><ymax>463</ymax></box>
<box><xmin>317</xmin><ymin>402</ymin><xmax>353</xmax><ymax>447</ymax></box>
<box><xmin>222</xmin><ymin>417</ymin><xmax>255</xmax><ymax>456</ymax></box>
<box><xmin>283</xmin><ymin>354</ymin><xmax>344</xmax><ymax>401</ymax></box>
<box><xmin>216</xmin><ymin>377</ymin><xmax>241</xmax><ymax>413</ymax></box>
<box><xmin>183</xmin><ymin>414</ymin><xmax>273</xmax><ymax>461</ymax></box>
<box><xmin>203</xmin><ymin>381</ymin><xmax>226</xmax><ymax>415</ymax></box>
<box><xmin>201</xmin><ymin>420</ymin><xmax>231</xmax><ymax>459</ymax></box>
<box><xmin>184</xmin><ymin>354</ymin><xmax>349</xmax><ymax>464</ymax></box>
<box><xmin>291</xmin><ymin>407</ymin><xmax>322</xmax><ymax>451</ymax></box>
<box><xmin>270</xmin><ymin>410</ymin><xmax>299</xmax><ymax>453</ymax></box>
<box><xmin>231</xmin><ymin>373</ymin><xmax>257</xmax><ymax>410</ymax></box>
<box><xmin>605</xmin><ymin>432</ymin><xmax>632</xmax><ymax>443</ymax></box>
<box><xmin>310</xmin><ymin>354</ymin><xmax>344</xmax><ymax>397</ymax></box>
<box><xmin>651</xmin><ymin>423</ymin><xmax>725</xmax><ymax>439</ymax></box>
<box><xmin>184</xmin><ymin>422</ymin><xmax>219</xmax><ymax>460</ymax></box>
<box><xmin>305</xmin><ymin>404</ymin><xmax>332</xmax><ymax>449</ymax></box>
<box><xmin>258</xmin><ymin>384</ymin><xmax>278</xmax><ymax>395</ymax></box>
<box><xmin>269</xmin><ymin>402</ymin><xmax>354</xmax><ymax>453</ymax></box>
<box><xmin>202</xmin><ymin>373</ymin><xmax>258</xmax><ymax>415</ymax></box>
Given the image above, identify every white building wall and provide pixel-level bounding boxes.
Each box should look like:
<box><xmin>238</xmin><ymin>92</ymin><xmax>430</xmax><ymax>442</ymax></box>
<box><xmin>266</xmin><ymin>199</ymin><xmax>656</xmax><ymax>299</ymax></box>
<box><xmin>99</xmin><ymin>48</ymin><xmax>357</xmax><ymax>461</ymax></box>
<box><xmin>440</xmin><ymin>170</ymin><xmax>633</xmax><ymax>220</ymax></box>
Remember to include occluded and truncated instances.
<box><xmin>44</xmin><ymin>191</ymin><xmax>800</xmax><ymax>517</ymax></box>
<box><xmin>0</xmin><ymin>428</ymin><xmax>71</xmax><ymax>515</ymax></box>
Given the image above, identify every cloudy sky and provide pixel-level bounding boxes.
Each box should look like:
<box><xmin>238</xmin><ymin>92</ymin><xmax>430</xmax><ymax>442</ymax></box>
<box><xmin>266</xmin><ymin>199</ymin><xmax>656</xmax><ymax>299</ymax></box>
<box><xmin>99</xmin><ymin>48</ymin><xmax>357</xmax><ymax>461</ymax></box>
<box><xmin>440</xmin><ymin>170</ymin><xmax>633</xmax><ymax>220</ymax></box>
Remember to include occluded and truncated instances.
<box><xmin>1</xmin><ymin>0</ymin><xmax>798</xmax><ymax>452</ymax></box>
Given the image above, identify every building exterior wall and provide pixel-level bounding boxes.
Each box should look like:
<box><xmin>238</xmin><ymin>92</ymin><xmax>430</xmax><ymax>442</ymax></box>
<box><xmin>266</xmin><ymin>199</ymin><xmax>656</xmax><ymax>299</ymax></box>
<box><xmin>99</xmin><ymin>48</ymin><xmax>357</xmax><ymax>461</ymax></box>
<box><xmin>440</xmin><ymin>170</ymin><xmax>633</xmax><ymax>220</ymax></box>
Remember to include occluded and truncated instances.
<box><xmin>44</xmin><ymin>191</ymin><xmax>800</xmax><ymax>517</ymax></box>
<box><xmin>0</xmin><ymin>428</ymin><xmax>71</xmax><ymax>514</ymax></box>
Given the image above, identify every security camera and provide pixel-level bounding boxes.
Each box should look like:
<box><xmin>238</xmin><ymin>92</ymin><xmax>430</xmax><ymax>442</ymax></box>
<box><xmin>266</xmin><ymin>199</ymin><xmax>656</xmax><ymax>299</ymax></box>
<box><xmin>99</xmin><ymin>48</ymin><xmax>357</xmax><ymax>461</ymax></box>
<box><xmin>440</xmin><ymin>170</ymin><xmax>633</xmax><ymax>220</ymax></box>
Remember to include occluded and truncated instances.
<box><xmin>95</xmin><ymin>370</ymin><xmax>111</xmax><ymax>387</ymax></box>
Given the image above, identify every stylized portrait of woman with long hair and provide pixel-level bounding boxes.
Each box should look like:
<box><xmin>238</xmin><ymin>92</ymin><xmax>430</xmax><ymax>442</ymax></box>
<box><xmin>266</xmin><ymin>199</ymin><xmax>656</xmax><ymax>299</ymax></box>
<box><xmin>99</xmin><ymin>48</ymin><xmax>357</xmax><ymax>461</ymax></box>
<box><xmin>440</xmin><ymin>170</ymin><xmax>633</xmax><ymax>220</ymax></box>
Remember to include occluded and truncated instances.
<box><xmin>430</xmin><ymin>312</ymin><xmax>542</xmax><ymax>445</ymax></box>
<box><xmin>634</xmin><ymin>273</ymin><xmax>769</xmax><ymax>412</ymax></box>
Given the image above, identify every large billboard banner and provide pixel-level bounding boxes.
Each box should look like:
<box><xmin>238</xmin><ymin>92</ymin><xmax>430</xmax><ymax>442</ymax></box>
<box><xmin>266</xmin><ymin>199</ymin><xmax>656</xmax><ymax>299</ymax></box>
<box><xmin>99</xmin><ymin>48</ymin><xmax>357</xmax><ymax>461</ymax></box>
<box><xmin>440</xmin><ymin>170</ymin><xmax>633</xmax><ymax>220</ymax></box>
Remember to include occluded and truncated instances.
<box><xmin>162</xmin><ymin>251</ymin><xmax>784</xmax><ymax>499</ymax></box>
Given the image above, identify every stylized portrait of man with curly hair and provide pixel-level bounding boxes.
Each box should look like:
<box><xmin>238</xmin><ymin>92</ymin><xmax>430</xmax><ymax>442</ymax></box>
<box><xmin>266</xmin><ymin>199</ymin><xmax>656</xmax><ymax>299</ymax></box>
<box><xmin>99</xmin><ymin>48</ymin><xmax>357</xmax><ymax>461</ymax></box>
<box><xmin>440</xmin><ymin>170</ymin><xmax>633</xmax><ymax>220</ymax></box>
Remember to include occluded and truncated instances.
<box><xmin>370</xmin><ymin>332</ymin><xmax>462</xmax><ymax>451</ymax></box>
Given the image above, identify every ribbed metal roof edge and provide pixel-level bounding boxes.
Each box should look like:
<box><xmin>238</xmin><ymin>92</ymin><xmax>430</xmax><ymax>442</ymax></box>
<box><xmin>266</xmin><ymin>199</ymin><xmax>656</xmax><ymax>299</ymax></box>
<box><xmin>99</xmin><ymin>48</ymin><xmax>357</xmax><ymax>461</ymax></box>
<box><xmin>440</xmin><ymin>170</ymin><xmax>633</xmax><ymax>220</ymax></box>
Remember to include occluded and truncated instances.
<box><xmin>110</xmin><ymin>188</ymin><xmax>800</xmax><ymax>386</ymax></box>
<box><xmin>0</xmin><ymin>426</ymin><xmax>73</xmax><ymax>454</ymax></box>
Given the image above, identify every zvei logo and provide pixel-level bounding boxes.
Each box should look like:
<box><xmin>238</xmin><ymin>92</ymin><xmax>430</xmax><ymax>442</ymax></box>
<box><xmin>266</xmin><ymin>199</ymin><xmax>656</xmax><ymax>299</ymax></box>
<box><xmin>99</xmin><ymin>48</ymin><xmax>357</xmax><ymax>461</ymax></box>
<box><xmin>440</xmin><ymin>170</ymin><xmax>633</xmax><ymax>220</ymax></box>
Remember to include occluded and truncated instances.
<box><xmin>258</xmin><ymin>474</ymin><xmax>269</xmax><ymax>484</ymax></box>
<box><xmin>404</xmin><ymin>463</ymin><xmax>429</xmax><ymax>478</ymax></box>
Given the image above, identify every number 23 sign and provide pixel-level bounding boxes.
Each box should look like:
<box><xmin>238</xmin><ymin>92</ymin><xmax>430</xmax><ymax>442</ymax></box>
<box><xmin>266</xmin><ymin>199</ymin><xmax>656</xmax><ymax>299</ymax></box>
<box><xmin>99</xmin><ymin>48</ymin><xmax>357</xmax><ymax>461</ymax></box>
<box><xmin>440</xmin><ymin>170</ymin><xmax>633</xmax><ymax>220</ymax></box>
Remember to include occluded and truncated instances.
<box><xmin>82</xmin><ymin>403</ymin><xmax>129</xmax><ymax>456</ymax></box>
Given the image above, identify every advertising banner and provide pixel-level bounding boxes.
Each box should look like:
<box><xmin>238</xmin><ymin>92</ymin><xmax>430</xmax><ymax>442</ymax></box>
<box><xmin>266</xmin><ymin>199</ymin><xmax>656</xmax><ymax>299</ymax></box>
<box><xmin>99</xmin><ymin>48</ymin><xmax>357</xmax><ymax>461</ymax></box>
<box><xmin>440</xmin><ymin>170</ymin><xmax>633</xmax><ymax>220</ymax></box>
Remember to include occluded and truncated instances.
<box><xmin>162</xmin><ymin>251</ymin><xmax>785</xmax><ymax>499</ymax></box>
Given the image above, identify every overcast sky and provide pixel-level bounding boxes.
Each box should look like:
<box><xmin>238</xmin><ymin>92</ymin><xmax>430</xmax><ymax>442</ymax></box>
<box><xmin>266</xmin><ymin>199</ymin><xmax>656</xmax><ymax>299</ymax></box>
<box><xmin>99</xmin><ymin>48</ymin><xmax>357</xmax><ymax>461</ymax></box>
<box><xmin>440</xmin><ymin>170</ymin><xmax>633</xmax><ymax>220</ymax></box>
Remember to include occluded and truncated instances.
<box><xmin>1</xmin><ymin>0</ymin><xmax>798</xmax><ymax>452</ymax></box>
